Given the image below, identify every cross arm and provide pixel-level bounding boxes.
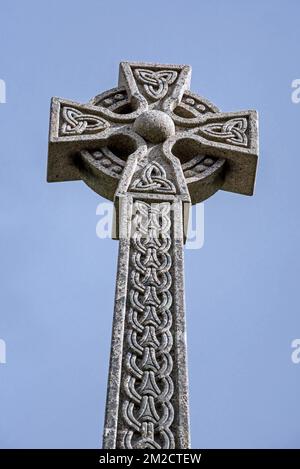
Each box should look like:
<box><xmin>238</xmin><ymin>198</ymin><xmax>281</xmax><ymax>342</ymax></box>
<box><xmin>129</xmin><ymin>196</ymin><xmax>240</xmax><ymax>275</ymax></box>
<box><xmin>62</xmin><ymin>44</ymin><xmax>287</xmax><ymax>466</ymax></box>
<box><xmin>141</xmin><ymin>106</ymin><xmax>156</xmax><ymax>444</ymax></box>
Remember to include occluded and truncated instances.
<box><xmin>47</xmin><ymin>95</ymin><xmax>143</xmax><ymax>180</ymax></box>
<box><xmin>118</xmin><ymin>61</ymin><xmax>191</xmax><ymax>108</ymax></box>
<box><xmin>165</xmin><ymin>109</ymin><xmax>258</xmax><ymax>200</ymax></box>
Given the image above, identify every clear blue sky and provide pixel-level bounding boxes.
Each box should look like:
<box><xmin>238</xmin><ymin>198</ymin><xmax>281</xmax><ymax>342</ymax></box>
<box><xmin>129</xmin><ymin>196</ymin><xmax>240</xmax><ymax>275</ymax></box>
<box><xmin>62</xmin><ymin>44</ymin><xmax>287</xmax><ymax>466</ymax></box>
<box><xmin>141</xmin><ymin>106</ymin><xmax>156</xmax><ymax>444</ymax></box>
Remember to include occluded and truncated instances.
<box><xmin>0</xmin><ymin>0</ymin><xmax>300</xmax><ymax>449</ymax></box>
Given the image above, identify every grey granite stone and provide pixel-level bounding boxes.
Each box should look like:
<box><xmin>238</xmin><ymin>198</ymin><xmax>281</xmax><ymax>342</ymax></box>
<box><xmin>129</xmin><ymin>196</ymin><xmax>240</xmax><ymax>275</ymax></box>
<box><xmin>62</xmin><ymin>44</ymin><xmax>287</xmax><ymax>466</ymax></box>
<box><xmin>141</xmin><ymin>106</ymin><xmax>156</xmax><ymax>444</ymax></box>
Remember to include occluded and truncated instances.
<box><xmin>47</xmin><ymin>61</ymin><xmax>259</xmax><ymax>449</ymax></box>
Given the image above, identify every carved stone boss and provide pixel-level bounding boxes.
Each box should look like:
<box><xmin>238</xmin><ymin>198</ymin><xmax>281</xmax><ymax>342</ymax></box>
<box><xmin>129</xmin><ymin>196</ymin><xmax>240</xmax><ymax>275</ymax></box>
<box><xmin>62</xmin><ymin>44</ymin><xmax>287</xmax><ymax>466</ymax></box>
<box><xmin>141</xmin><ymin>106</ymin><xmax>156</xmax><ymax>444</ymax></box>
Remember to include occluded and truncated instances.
<box><xmin>47</xmin><ymin>62</ymin><xmax>258</xmax><ymax>449</ymax></box>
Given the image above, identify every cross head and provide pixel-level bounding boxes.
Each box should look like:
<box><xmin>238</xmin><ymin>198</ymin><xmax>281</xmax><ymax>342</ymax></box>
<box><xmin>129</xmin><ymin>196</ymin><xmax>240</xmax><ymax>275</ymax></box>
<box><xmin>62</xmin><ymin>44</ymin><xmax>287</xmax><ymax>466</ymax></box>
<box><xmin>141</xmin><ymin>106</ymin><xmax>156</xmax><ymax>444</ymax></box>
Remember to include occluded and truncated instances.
<box><xmin>47</xmin><ymin>61</ymin><xmax>258</xmax><ymax>449</ymax></box>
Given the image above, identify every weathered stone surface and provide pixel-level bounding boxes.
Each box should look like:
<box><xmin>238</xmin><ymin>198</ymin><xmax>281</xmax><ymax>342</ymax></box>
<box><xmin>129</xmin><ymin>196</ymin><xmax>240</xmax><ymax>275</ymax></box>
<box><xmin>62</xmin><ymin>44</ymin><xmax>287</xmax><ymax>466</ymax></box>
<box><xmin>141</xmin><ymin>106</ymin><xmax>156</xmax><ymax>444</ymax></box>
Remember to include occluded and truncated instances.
<box><xmin>47</xmin><ymin>61</ymin><xmax>259</xmax><ymax>449</ymax></box>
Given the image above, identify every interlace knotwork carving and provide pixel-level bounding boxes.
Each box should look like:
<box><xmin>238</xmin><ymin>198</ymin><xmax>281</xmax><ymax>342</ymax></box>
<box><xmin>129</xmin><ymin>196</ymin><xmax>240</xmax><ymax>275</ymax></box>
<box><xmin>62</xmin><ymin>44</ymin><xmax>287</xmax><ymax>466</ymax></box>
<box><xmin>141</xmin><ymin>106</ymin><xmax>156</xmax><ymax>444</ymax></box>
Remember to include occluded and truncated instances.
<box><xmin>60</xmin><ymin>107</ymin><xmax>109</xmax><ymax>135</ymax></box>
<box><xmin>134</xmin><ymin>69</ymin><xmax>178</xmax><ymax>100</ymax></box>
<box><xmin>122</xmin><ymin>201</ymin><xmax>174</xmax><ymax>449</ymax></box>
<box><xmin>130</xmin><ymin>162</ymin><xmax>176</xmax><ymax>194</ymax></box>
<box><xmin>200</xmin><ymin>117</ymin><xmax>248</xmax><ymax>146</ymax></box>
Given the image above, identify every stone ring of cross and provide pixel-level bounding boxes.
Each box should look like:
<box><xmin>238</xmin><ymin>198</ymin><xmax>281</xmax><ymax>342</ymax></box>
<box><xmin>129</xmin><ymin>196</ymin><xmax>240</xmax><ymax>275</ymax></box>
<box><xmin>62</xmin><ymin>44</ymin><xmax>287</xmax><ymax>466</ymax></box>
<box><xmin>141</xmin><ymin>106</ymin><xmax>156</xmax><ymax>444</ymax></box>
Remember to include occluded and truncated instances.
<box><xmin>47</xmin><ymin>62</ymin><xmax>258</xmax><ymax>449</ymax></box>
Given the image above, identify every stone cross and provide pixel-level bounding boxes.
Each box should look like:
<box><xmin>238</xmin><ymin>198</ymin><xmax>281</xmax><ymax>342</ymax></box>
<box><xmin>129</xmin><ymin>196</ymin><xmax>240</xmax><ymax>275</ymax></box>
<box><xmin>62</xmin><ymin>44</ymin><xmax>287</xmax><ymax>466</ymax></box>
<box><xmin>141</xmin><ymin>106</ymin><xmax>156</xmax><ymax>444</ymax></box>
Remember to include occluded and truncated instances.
<box><xmin>47</xmin><ymin>61</ymin><xmax>258</xmax><ymax>449</ymax></box>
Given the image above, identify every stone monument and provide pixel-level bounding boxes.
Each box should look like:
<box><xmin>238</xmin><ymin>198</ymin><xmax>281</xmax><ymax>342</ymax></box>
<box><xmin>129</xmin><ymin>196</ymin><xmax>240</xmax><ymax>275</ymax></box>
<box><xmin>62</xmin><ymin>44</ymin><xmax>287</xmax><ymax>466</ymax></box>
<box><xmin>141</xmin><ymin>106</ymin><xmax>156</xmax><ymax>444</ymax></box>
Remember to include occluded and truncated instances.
<box><xmin>47</xmin><ymin>61</ymin><xmax>258</xmax><ymax>449</ymax></box>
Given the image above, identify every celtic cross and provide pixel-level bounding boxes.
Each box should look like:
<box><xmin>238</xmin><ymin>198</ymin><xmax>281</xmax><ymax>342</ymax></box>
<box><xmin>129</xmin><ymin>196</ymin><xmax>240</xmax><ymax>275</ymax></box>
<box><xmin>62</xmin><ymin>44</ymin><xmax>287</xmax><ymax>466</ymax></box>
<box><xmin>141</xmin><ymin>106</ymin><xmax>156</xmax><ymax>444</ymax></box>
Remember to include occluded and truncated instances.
<box><xmin>47</xmin><ymin>61</ymin><xmax>258</xmax><ymax>449</ymax></box>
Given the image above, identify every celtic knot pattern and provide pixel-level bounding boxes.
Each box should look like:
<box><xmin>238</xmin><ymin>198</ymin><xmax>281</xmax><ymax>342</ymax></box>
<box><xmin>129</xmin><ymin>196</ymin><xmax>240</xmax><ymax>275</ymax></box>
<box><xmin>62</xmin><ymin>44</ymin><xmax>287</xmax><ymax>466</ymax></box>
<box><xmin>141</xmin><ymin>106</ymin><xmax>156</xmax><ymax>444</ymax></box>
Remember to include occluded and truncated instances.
<box><xmin>130</xmin><ymin>162</ymin><xmax>176</xmax><ymax>194</ymax></box>
<box><xmin>134</xmin><ymin>69</ymin><xmax>178</xmax><ymax>100</ymax></box>
<box><xmin>200</xmin><ymin>117</ymin><xmax>248</xmax><ymax>146</ymax></box>
<box><xmin>60</xmin><ymin>106</ymin><xmax>109</xmax><ymax>136</ymax></box>
<box><xmin>122</xmin><ymin>201</ymin><xmax>174</xmax><ymax>449</ymax></box>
